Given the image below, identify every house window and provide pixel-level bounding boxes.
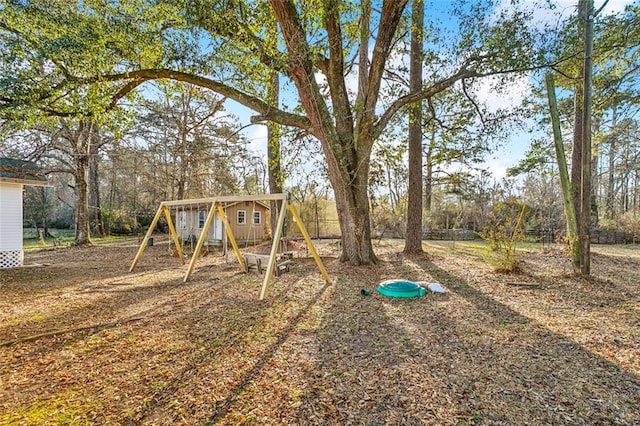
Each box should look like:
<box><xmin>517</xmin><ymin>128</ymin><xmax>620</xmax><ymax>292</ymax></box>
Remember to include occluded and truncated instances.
<box><xmin>253</xmin><ymin>211</ymin><xmax>261</xmax><ymax>225</ymax></box>
<box><xmin>199</xmin><ymin>210</ymin><xmax>206</xmax><ymax>228</ymax></box>
<box><xmin>237</xmin><ymin>210</ymin><xmax>246</xmax><ymax>225</ymax></box>
<box><xmin>179</xmin><ymin>211</ymin><xmax>187</xmax><ymax>230</ymax></box>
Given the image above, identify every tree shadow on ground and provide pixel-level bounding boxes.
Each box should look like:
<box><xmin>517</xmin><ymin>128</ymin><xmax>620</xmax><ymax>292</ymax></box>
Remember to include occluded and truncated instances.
<box><xmin>294</xmin><ymin>254</ymin><xmax>640</xmax><ymax>425</ymax></box>
<box><xmin>118</xmin><ymin>274</ymin><xmax>331</xmax><ymax>424</ymax></box>
<box><xmin>0</xmin><ymin>270</ymin><xmax>197</xmax><ymax>347</ymax></box>
<box><xmin>520</xmin><ymin>250</ymin><xmax>640</xmax><ymax>309</ymax></box>
<box><xmin>3</xmin><ymin>245</ymin><xmax>638</xmax><ymax>424</ymax></box>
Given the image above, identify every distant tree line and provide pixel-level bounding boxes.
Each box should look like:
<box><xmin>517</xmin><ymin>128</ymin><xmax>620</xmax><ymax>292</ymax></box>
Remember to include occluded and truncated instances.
<box><xmin>1</xmin><ymin>1</ymin><xmax>638</xmax><ymax>275</ymax></box>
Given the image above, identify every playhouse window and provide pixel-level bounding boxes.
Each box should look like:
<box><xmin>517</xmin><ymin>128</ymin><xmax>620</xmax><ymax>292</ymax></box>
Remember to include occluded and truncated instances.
<box><xmin>199</xmin><ymin>210</ymin><xmax>206</xmax><ymax>228</ymax></box>
<box><xmin>253</xmin><ymin>211</ymin><xmax>261</xmax><ymax>225</ymax></box>
<box><xmin>237</xmin><ymin>210</ymin><xmax>246</xmax><ymax>225</ymax></box>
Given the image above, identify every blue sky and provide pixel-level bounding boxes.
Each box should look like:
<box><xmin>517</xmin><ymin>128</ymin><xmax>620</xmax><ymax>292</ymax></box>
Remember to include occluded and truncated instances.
<box><xmin>222</xmin><ymin>0</ymin><xmax>635</xmax><ymax>185</ymax></box>
<box><xmin>484</xmin><ymin>0</ymin><xmax>635</xmax><ymax>179</ymax></box>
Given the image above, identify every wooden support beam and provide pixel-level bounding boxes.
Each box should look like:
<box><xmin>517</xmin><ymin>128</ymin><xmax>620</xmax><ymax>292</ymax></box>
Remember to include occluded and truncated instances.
<box><xmin>288</xmin><ymin>203</ymin><xmax>331</xmax><ymax>284</ymax></box>
<box><xmin>163</xmin><ymin>205</ymin><xmax>185</xmax><ymax>265</ymax></box>
<box><xmin>129</xmin><ymin>204</ymin><xmax>164</xmax><ymax>272</ymax></box>
<box><xmin>160</xmin><ymin>193</ymin><xmax>285</xmax><ymax>208</ymax></box>
<box><xmin>183</xmin><ymin>203</ymin><xmax>217</xmax><ymax>282</ymax></box>
<box><xmin>216</xmin><ymin>202</ymin><xmax>246</xmax><ymax>272</ymax></box>
<box><xmin>260</xmin><ymin>194</ymin><xmax>289</xmax><ymax>300</ymax></box>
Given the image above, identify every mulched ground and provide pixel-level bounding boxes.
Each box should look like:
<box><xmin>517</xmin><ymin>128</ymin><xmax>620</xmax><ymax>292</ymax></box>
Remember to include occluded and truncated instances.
<box><xmin>0</xmin><ymin>237</ymin><xmax>638</xmax><ymax>425</ymax></box>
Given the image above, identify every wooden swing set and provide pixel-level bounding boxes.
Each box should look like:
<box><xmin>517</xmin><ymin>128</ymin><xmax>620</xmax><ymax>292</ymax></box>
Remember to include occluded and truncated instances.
<box><xmin>129</xmin><ymin>192</ymin><xmax>330</xmax><ymax>300</ymax></box>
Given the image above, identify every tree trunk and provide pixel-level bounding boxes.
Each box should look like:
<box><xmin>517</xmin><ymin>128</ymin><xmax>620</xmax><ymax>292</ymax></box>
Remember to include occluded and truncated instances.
<box><xmin>424</xmin><ymin>130</ymin><xmax>435</xmax><ymax>213</ymax></box>
<box><xmin>631</xmin><ymin>172</ymin><xmax>635</xmax><ymax>214</ymax></box>
<box><xmin>330</xmin><ymin>165</ymin><xmax>376</xmax><ymax>264</ymax></box>
<box><xmin>606</xmin><ymin>108</ymin><xmax>617</xmax><ymax>220</ymax></box>
<box><xmin>106</xmin><ymin>154</ymin><xmax>118</xmax><ymax>236</ymax></box>
<box><xmin>606</xmin><ymin>143</ymin><xmax>615</xmax><ymax>219</ymax></box>
<box><xmin>74</xmin><ymin>151</ymin><xmax>91</xmax><ymax>246</ymax></box>
<box><xmin>269</xmin><ymin>0</ymin><xmax>407</xmax><ymax>265</ymax></box>
<box><xmin>404</xmin><ymin>0</ymin><xmax>424</xmax><ymax>254</ymax></box>
<box><xmin>267</xmin><ymin>122</ymin><xmax>283</xmax><ymax>233</ymax></box>
<box><xmin>38</xmin><ymin>186</ymin><xmax>52</xmax><ymax>237</ymax></box>
<box><xmin>546</xmin><ymin>73</ymin><xmax>580</xmax><ymax>268</ymax></box>
<box><xmin>357</xmin><ymin>0</ymin><xmax>370</xmax><ymax>101</ymax></box>
<box><xmin>579</xmin><ymin>0</ymin><xmax>593</xmax><ymax>275</ymax></box>
<box><xmin>66</xmin><ymin>120</ymin><xmax>93</xmax><ymax>246</ymax></box>
<box><xmin>88</xmin><ymin>138</ymin><xmax>104</xmax><ymax>238</ymax></box>
<box><xmin>571</xmin><ymin>2</ymin><xmax>586</xmax><ymax>273</ymax></box>
<box><xmin>267</xmin><ymin>21</ymin><xmax>283</xmax><ymax>233</ymax></box>
<box><xmin>571</xmin><ymin>90</ymin><xmax>583</xmax><ymax>232</ymax></box>
<box><xmin>590</xmin><ymin>155</ymin><xmax>598</xmax><ymax>226</ymax></box>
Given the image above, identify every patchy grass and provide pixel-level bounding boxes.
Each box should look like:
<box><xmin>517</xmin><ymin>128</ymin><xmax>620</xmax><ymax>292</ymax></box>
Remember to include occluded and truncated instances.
<box><xmin>0</xmin><ymin>237</ymin><xmax>638</xmax><ymax>424</ymax></box>
<box><xmin>23</xmin><ymin>229</ymin><xmax>131</xmax><ymax>251</ymax></box>
<box><xmin>0</xmin><ymin>391</ymin><xmax>97</xmax><ymax>425</ymax></box>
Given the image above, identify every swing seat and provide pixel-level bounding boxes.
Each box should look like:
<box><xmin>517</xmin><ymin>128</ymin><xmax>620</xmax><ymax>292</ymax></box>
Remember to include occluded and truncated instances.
<box><xmin>243</xmin><ymin>253</ymin><xmax>291</xmax><ymax>276</ymax></box>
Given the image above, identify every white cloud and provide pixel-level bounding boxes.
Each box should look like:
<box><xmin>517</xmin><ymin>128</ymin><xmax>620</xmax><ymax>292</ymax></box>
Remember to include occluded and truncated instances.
<box><xmin>555</xmin><ymin>0</ymin><xmax>631</xmax><ymax>14</ymax></box>
<box><xmin>484</xmin><ymin>159</ymin><xmax>508</xmax><ymax>179</ymax></box>
<box><xmin>508</xmin><ymin>0</ymin><xmax>634</xmax><ymax>30</ymax></box>
<box><xmin>468</xmin><ymin>74</ymin><xmax>530</xmax><ymax>113</ymax></box>
<box><xmin>468</xmin><ymin>73</ymin><xmax>538</xmax><ymax>179</ymax></box>
<box><xmin>246</xmin><ymin>122</ymin><xmax>268</xmax><ymax>155</ymax></box>
<box><xmin>345</xmin><ymin>67</ymin><xmax>360</xmax><ymax>102</ymax></box>
<box><xmin>314</xmin><ymin>71</ymin><xmax>328</xmax><ymax>88</ymax></box>
<box><xmin>477</xmin><ymin>0</ymin><xmax>636</xmax><ymax>181</ymax></box>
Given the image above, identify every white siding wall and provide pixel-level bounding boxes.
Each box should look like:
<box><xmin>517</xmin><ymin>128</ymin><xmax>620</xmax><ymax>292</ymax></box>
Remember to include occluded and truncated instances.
<box><xmin>0</xmin><ymin>183</ymin><xmax>24</xmax><ymax>268</ymax></box>
<box><xmin>175</xmin><ymin>210</ymin><xmax>223</xmax><ymax>243</ymax></box>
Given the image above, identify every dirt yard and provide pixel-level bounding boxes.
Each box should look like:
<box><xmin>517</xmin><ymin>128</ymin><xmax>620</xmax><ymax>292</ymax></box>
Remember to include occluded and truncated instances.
<box><xmin>1</xmin><ymin>237</ymin><xmax>638</xmax><ymax>425</ymax></box>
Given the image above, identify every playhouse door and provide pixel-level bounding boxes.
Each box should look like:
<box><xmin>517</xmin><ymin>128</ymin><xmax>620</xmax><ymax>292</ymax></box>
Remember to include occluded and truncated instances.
<box><xmin>213</xmin><ymin>214</ymin><xmax>223</xmax><ymax>241</ymax></box>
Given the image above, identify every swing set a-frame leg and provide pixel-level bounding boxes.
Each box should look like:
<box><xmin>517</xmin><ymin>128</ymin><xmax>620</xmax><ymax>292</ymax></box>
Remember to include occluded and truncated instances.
<box><xmin>259</xmin><ymin>194</ymin><xmax>331</xmax><ymax>300</ymax></box>
<box><xmin>130</xmin><ymin>204</ymin><xmax>163</xmax><ymax>272</ymax></box>
<box><xmin>260</xmin><ymin>195</ymin><xmax>289</xmax><ymax>300</ymax></box>
<box><xmin>130</xmin><ymin>204</ymin><xmax>185</xmax><ymax>273</ymax></box>
<box><xmin>287</xmin><ymin>204</ymin><xmax>331</xmax><ymax>283</ymax></box>
<box><xmin>164</xmin><ymin>205</ymin><xmax>185</xmax><ymax>265</ymax></box>
<box><xmin>215</xmin><ymin>203</ymin><xmax>246</xmax><ymax>272</ymax></box>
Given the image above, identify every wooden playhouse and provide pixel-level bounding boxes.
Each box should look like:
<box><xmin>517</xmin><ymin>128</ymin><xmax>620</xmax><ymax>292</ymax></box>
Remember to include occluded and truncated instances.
<box><xmin>175</xmin><ymin>200</ymin><xmax>270</xmax><ymax>247</ymax></box>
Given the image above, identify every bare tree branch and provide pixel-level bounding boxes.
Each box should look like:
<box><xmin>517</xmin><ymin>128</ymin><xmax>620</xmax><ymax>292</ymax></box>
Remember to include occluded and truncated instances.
<box><xmin>462</xmin><ymin>79</ymin><xmax>486</xmax><ymax>128</ymax></box>
<box><xmin>68</xmin><ymin>69</ymin><xmax>311</xmax><ymax>130</ymax></box>
<box><xmin>373</xmin><ymin>67</ymin><xmax>477</xmax><ymax>139</ymax></box>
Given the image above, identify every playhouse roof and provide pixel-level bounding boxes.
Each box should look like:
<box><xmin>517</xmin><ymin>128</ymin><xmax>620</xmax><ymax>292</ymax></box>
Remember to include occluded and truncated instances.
<box><xmin>0</xmin><ymin>157</ymin><xmax>48</xmax><ymax>186</ymax></box>
<box><xmin>223</xmin><ymin>200</ymin><xmax>270</xmax><ymax>210</ymax></box>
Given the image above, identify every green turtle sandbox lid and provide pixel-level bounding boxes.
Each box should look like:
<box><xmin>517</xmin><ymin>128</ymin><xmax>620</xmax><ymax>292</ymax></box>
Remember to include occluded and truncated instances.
<box><xmin>376</xmin><ymin>279</ymin><xmax>426</xmax><ymax>298</ymax></box>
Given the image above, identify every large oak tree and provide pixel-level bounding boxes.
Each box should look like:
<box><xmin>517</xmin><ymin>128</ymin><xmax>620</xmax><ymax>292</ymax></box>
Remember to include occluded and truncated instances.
<box><xmin>1</xmin><ymin>0</ymin><xmax>548</xmax><ymax>264</ymax></box>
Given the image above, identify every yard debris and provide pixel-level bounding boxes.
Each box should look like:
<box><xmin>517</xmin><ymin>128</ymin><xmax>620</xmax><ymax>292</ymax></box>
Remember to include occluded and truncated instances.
<box><xmin>0</xmin><ymin>238</ymin><xmax>638</xmax><ymax>424</ymax></box>
<box><xmin>415</xmin><ymin>281</ymin><xmax>448</xmax><ymax>293</ymax></box>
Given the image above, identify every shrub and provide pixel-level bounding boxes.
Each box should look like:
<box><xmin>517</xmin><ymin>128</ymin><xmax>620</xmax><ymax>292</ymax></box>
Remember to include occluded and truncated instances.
<box><xmin>479</xmin><ymin>201</ymin><xmax>528</xmax><ymax>273</ymax></box>
<box><xmin>102</xmin><ymin>209</ymin><xmax>139</xmax><ymax>235</ymax></box>
<box><xmin>617</xmin><ymin>212</ymin><xmax>640</xmax><ymax>236</ymax></box>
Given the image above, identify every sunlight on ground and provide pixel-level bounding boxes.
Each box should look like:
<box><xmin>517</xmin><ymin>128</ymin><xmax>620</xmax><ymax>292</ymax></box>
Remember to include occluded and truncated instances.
<box><xmin>1</xmin><ymin>239</ymin><xmax>638</xmax><ymax>424</ymax></box>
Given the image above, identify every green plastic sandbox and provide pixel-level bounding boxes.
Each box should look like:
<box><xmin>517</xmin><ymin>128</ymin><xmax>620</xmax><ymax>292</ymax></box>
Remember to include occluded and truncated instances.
<box><xmin>376</xmin><ymin>279</ymin><xmax>426</xmax><ymax>298</ymax></box>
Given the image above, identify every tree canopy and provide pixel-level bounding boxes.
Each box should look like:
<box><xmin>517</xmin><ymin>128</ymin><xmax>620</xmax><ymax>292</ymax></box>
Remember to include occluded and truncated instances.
<box><xmin>1</xmin><ymin>0</ymin><xmax>570</xmax><ymax>263</ymax></box>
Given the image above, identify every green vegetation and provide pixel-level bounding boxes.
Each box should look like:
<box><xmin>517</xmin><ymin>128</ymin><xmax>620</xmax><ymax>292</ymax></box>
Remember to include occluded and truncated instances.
<box><xmin>0</xmin><ymin>392</ymin><xmax>95</xmax><ymax>425</ymax></box>
<box><xmin>478</xmin><ymin>202</ymin><xmax>528</xmax><ymax>273</ymax></box>
<box><xmin>1</xmin><ymin>1</ymin><xmax>638</xmax><ymax>270</ymax></box>
<box><xmin>22</xmin><ymin>229</ymin><xmax>128</xmax><ymax>251</ymax></box>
